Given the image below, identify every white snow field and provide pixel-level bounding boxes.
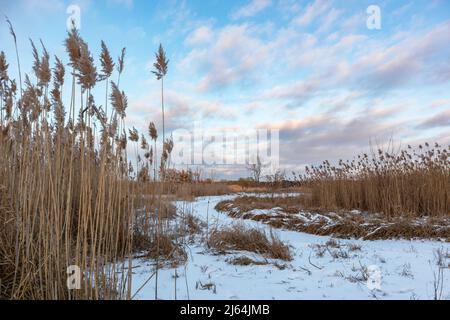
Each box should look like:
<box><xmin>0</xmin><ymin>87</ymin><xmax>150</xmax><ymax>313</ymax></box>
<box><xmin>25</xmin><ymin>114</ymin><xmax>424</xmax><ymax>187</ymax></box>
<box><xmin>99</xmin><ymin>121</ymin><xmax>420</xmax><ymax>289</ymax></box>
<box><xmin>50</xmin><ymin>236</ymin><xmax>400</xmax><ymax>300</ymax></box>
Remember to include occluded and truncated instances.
<box><xmin>130</xmin><ymin>194</ymin><xmax>450</xmax><ymax>300</ymax></box>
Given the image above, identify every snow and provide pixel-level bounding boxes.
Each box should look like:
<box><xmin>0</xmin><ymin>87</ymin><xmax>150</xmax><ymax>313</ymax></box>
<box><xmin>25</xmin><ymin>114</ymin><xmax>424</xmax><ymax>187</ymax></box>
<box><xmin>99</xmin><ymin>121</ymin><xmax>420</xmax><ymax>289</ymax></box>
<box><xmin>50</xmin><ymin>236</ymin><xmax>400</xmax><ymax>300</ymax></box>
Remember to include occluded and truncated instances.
<box><xmin>129</xmin><ymin>194</ymin><xmax>450</xmax><ymax>300</ymax></box>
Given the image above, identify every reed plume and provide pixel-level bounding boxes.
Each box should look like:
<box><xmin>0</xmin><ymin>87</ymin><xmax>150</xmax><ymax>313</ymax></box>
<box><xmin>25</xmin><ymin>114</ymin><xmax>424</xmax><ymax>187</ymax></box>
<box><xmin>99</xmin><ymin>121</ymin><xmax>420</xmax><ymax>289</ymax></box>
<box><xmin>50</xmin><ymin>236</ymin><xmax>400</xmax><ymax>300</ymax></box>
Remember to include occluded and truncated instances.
<box><xmin>5</xmin><ymin>17</ymin><xmax>23</xmax><ymax>99</ymax></box>
<box><xmin>148</xmin><ymin>121</ymin><xmax>158</xmax><ymax>181</ymax></box>
<box><xmin>53</xmin><ymin>56</ymin><xmax>65</xmax><ymax>89</ymax></box>
<box><xmin>117</xmin><ymin>47</ymin><xmax>126</xmax><ymax>87</ymax></box>
<box><xmin>110</xmin><ymin>81</ymin><xmax>127</xmax><ymax>119</ymax></box>
<box><xmin>152</xmin><ymin>44</ymin><xmax>169</xmax><ymax>149</ymax></box>
<box><xmin>99</xmin><ymin>41</ymin><xmax>114</xmax><ymax>116</ymax></box>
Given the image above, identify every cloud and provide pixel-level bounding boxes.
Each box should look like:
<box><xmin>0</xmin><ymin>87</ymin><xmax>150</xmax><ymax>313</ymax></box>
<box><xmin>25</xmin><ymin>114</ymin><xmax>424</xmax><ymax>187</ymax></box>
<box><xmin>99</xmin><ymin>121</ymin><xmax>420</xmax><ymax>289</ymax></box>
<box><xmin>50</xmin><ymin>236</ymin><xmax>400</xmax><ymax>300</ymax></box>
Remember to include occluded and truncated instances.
<box><xmin>265</xmin><ymin>20</ymin><xmax>450</xmax><ymax>107</ymax></box>
<box><xmin>182</xmin><ymin>18</ymin><xmax>450</xmax><ymax>103</ymax></box>
<box><xmin>181</xmin><ymin>23</ymin><xmax>315</xmax><ymax>92</ymax></box>
<box><xmin>316</xmin><ymin>7</ymin><xmax>341</xmax><ymax>33</ymax></box>
<box><xmin>232</xmin><ymin>0</ymin><xmax>272</xmax><ymax>20</ymax></box>
<box><xmin>263</xmin><ymin>78</ymin><xmax>321</xmax><ymax>104</ymax></box>
<box><xmin>263</xmin><ymin>107</ymin><xmax>405</xmax><ymax>167</ymax></box>
<box><xmin>21</xmin><ymin>0</ymin><xmax>65</xmax><ymax>13</ymax></box>
<box><xmin>430</xmin><ymin>99</ymin><xmax>450</xmax><ymax>108</ymax></box>
<box><xmin>108</xmin><ymin>0</ymin><xmax>133</xmax><ymax>8</ymax></box>
<box><xmin>185</xmin><ymin>26</ymin><xmax>214</xmax><ymax>46</ymax></box>
<box><xmin>127</xmin><ymin>26</ymin><xmax>146</xmax><ymax>40</ymax></box>
<box><xmin>294</xmin><ymin>0</ymin><xmax>330</xmax><ymax>26</ymax></box>
<box><xmin>128</xmin><ymin>89</ymin><xmax>236</xmax><ymax>134</ymax></box>
<box><xmin>417</xmin><ymin>110</ymin><xmax>450</xmax><ymax>129</ymax></box>
<box><xmin>352</xmin><ymin>21</ymin><xmax>450</xmax><ymax>90</ymax></box>
<box><xmin>182</xmin><ymin>24</ymin><xmax>272</xmax><ymax>92</ymax></box>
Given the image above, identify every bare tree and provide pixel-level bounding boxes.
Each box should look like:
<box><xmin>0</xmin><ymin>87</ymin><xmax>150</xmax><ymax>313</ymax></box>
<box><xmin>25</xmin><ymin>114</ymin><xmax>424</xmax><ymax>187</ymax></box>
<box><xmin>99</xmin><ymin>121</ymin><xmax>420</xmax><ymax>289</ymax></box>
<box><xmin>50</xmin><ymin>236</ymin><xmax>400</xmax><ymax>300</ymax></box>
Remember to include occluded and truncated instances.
<box><xmin>247</xmin><ymin>155</ymin><xmax>262</xmax><ymax>183</ymax></box>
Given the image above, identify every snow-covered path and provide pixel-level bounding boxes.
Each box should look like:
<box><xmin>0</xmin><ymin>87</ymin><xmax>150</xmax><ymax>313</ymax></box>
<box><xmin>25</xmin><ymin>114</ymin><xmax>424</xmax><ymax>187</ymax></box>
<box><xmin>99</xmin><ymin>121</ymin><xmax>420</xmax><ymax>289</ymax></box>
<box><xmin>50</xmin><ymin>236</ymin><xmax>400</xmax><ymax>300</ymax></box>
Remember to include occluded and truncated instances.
<box><xmin>130</xmin><ymin>194</ymin><xmax>450</xmax><ymax>300</ymax></box>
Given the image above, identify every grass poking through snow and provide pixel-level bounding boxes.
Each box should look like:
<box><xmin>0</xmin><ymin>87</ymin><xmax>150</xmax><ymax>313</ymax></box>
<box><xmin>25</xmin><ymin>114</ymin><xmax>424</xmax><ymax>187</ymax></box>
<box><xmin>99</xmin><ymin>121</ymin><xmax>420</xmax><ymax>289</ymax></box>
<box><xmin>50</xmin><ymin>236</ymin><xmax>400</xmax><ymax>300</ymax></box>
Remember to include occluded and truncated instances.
<box><xmin>207</xmin><ymin>224</ymin><xmax>292</xmax><ymax>261</ymax></box>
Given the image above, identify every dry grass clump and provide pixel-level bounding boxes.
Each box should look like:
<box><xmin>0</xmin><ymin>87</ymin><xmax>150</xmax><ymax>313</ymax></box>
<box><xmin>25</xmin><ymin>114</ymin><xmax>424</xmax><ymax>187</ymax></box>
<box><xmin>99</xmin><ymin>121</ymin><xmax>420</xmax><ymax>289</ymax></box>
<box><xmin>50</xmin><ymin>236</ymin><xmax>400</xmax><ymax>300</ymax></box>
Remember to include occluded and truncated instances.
<box><xmin>227</xmin><ymin>256</ymin><xmax>267</xmax><ymax>266</ymax></box>
<box><xmin>146</xmin><ymin>234</ymin><xmax>187</xmax><ymax>267</ymax></box>
<box><xmin>216</xmin><ymin>196</ymin><xmax>303</xmax><ymax>215</ymax></box>
<box><xmin>207</xmin><ymin>224</ymin><xmax>292</xmax><ymax>261</ymax></box>
<box><xmin>157</xmin><ymin>200</ymin><xmax>177</xmax><ymax>219</ymax></box>
<box><xmin>183</xmin><ymin>213</ymin><xmax>204</xmax><ymax>235</ymax></box>
<box><xmin>296</xmin><ymin>142</ymin><xmax>449</xmax><ymax>217</ymax></box>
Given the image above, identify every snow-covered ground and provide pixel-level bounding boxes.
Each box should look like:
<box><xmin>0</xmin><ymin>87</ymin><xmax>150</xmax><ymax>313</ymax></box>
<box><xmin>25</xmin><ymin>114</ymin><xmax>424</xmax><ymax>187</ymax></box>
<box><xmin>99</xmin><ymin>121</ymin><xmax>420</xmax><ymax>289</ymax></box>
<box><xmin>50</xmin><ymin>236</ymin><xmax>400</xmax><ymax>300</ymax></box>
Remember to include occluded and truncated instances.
<box><xmin>130</xmin><ymin>194</ymin><xmax>450</xmax><ymax>300</ymax></box>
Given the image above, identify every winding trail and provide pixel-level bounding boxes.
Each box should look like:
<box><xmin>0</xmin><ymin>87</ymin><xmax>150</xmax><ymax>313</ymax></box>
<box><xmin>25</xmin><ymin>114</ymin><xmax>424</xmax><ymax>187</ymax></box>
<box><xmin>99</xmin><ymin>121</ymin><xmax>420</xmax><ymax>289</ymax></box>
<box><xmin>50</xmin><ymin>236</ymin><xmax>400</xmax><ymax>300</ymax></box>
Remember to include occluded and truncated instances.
<box><xmin>131</xmin><ymin>194</ymin><xmax>450</xmax><ymax>300</ymax></box>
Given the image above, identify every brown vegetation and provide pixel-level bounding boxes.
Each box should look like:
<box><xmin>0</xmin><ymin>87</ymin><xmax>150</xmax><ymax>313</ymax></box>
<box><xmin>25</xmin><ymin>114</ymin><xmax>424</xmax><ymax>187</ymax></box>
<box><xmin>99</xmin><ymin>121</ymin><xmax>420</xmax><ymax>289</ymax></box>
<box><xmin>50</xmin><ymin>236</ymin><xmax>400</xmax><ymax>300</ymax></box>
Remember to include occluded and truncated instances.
<box><xmin>295</xmin><ymin>142</ymin><xmax>449</xmax><ymax>217</ymax></box>
<box><xmin>145</xmin><ymin>234</ymin><xmax>187</xmax><ymax>267</ymax></box>
<box><xmin>216</xmin><ymin>196</ymin><xmax>450</xmax><ymax>241</ymax></box>
<box><xmin>227</xmin><ymin>256</ymin><xmax>267</xmax><ymax>266</ymax></box>
<box><xmin>0</xmin><ymin>22</ymin><xmax>176</xmax><ymax>300</ymax></box>
<box><xmin>207</xmin><ymin>224</ymin><xmax>292</xmax><ymax>261</ymax></box>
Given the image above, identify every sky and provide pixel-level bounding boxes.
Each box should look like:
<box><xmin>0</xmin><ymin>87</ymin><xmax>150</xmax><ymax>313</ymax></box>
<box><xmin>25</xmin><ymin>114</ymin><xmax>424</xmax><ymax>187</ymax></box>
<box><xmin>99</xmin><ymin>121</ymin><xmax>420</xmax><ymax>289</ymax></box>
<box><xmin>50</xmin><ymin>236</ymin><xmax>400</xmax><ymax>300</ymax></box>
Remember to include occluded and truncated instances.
<box><xmin>1</xmin><ymin>0</ymin><xmax>450</xmax><ymax>179</ymax></box>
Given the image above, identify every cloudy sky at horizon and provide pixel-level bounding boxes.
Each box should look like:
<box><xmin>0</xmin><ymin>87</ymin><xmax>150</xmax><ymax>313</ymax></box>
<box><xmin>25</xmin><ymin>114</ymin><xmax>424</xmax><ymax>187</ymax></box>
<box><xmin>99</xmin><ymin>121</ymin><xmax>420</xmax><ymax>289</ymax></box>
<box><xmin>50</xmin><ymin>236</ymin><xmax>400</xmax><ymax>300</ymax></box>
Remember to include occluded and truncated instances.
<box><xmin>1</xmin><ymin>0</ymin><xmax>450</xmax><ymax>179</ymax></box>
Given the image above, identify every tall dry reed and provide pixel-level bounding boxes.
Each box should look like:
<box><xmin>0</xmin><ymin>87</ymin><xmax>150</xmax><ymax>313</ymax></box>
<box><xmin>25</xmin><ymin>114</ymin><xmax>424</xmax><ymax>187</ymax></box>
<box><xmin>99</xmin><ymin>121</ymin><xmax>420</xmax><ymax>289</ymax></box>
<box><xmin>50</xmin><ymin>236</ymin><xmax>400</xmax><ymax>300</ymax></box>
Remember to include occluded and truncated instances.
<box><xmin>0</xmin><ymin>22</ymin><xmax>173</xmax><ymax>300</ymax></box>
<box><xmin>296</xmin><ymin>143</ymin><xmax>449</xmax><ymax>217</ymax></box>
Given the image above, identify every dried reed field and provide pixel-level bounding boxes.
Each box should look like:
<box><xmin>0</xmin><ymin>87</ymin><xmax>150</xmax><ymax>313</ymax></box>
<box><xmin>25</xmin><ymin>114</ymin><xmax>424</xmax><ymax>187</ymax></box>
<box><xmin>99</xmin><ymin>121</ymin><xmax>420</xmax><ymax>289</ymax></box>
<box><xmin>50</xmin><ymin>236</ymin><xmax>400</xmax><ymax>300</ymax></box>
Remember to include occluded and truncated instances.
<box><xmin>0</xmin><ymin>21</ymin><xmax>175</xmax><ymax>299</ymax></box>
<box><xmin>296</xmin><ymin>142</ymin><xmax>450</xmax><ymax>217</ymax></box>
<box><xmin>1</xmin><ymin>4</ymin><xmax>450</xmax><ymax>302</ymax></box>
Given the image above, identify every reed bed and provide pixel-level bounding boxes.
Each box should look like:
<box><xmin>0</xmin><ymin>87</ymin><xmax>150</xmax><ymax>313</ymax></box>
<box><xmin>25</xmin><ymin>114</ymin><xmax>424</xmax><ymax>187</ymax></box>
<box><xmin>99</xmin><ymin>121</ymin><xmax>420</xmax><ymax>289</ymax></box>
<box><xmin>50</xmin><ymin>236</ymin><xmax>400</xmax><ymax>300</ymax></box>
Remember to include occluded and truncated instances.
<box><xmin>0</xmin><ymin>22</ymin><xmax>172</xmax><ymax>299</ymax></box>
<box><xmin>216</xmin><ymin>197</ymin><xmax>450</xmax><ymax>240</ymax></box>
<box><xmin>296</xmin><ymin>143</ymin><xmax>449</xmax><ymax>217</ymax></box>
